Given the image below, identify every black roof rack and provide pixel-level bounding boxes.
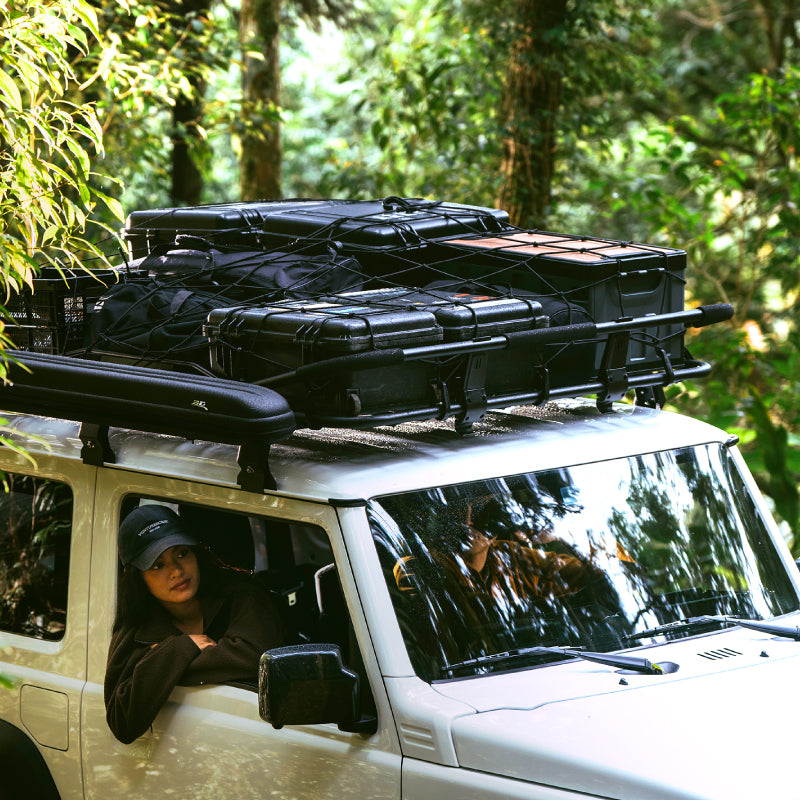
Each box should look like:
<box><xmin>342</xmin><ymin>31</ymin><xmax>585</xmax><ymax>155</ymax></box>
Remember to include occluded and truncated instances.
<box><xmin>0</xmin><ymin>352</ymin><xmax>296</xmax><ymax>493</ymax></box>
<box><xmin>0</xmin><ymin>197</ymin><xmax>736</xmax><ymax>467</ymax></box>
<box><xmin>249</xmin><ymin>303</ymin><xmax>731</xmax><ymax>431</ymax></box>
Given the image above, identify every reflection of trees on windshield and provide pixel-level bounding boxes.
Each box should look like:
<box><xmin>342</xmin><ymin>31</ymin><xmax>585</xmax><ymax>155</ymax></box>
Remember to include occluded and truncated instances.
<box><xmin>370</xmin><ymin>445</ymin><xmax>799</xmax><ymax>682</ymax></box>
<box><xmin>607</xmin><ymin>448</ymin><xmax>779</xmax><ymax>626</ymax></box>
<box><xmin>371</xmin><ymin>475</ymin><xmax>629</xmax><ymax>680</ymax></box>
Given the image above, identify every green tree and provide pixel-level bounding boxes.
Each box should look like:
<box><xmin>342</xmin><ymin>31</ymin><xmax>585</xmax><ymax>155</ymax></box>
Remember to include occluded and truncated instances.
<box><xmin>281</xmin><ymin>0</ymin><xmax>506</xmax><ymax>203</ymax></box>
<box><xmin>557</xmin><ymin>1</ymin><xmax>800</xmax><ymax>547</ymax></box>
<box><xmin>0</xmin><ymin>0</ymin><xmax>123</xmax><ymax>302</ymax></box>
<box><xmin>239</xmin><ymin>0</ymin><xmax>363</xmax><ymax>201</ymax></box>
<box><xmin>91</xmin><ymin>0</ymin><xmax>237</xmax><ymax>212</ymax></box>
<box><xmin>240</xmin><ymin>0</ymin><xmax>282</xmax><ymax>200</ymax></box>
<box><xmin>295</xmin><ymin>0</ymin><xmax>800</xmax><ymax>546</ymax></box>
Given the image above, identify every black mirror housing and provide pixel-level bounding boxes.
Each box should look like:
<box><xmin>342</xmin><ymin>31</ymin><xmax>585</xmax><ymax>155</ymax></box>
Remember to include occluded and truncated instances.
<box><xmin>259</xmin><ymin>643</ymin><xmax>360</xmax><ymax>729</ymax></box>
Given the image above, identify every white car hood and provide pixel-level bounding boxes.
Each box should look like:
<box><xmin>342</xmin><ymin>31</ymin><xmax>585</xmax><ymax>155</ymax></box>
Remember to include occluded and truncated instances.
<box><xmin>436</xmin><ymin>632</ymin><xmax>800</xmax><ymax>800</ymax></box>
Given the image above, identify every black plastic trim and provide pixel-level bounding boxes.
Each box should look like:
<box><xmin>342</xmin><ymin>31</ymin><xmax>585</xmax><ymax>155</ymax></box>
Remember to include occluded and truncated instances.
<box><xmin>327</xmin><ymin>498</ymin><xmax>368</xmax><ymax>508</ymax></box>
<box><xmin>0</xmin><ymin>720</ymin><xmax>61</xmax><ymax>800</ymax></box>
<box><xmin>0</xmin><ymin>353</ymin><xmax>296</xmax><ymax>447</ymax></box>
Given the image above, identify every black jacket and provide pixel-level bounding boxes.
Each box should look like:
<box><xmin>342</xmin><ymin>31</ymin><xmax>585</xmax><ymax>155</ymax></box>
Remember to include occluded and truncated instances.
<box><xmin>104</xmin><ymin>574</ymin><xmax>281</xmax><ymax>743</ymax></box>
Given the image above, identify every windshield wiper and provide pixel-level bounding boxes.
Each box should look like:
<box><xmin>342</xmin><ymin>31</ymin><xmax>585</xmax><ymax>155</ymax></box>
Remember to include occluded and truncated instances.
<box><xmin>442</xmin><ymin>645</ymin><xmax>575</xmax><ymax>677</ymax></box>
<box><xmin>442</xmin><ymin>645</ymin><xmax>664</xmax><ymax>677</ymax></box>
<box><xmin>726</xmin><ymin>617</ymin><xmax>800</xmax><ymax>641</ymax></box>
<box><xmin>625</xmin><ymin>615</ymin><xmax>729</xmax><ymax>641</ymax></box>
<box><xmin>626</xmin><ymin>614</ymin><xmax>800</xmax><ymax>643</ymax></box>
<box><xmin>566</xmin><ymin>649</ymin><xmax>665</xmax><ymax>675</ymax></box>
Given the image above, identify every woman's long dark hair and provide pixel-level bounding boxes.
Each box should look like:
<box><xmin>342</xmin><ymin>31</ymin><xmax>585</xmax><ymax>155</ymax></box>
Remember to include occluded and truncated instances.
<box><xmin>113</xmin><ymin>546</ymin><xmax>242</xmax><ymax>631</ymax></box>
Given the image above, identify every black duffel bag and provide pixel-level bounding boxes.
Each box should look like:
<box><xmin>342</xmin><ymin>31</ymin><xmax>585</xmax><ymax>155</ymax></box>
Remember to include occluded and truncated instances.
<box><xmin>131</xmin><ymin>236</ymin><xmax>364</xmax><ymax>301</ymax></box>
<box><xmin>88</xmin><ymin>280</ymin><xmax>234</xmax><ymax>369</ymax></box>
<box><xmin>90</xmin><ymin>239</ymin><xmax>365</xmax><ymax>370</ymax></box>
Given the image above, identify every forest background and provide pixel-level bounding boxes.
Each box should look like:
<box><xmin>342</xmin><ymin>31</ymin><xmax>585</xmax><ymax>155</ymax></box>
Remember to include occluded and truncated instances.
<box><xmin>2</xmin><ymin>0</ymin><xmax>799</xmax><ymax>549</ymax></box>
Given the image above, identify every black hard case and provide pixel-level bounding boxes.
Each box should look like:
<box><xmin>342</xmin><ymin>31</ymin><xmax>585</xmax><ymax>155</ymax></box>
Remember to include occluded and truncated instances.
<box><xmin>204</xmin><ymin>290</ymin><xmax>548</xmax><ymax>420</ymax></box>
<box><xmin>205</xmin><ymin>301</ymin><xmax>442</xmax><ymax>416</ymax></box>
<box><xmin>124</xmin><ymin>198</ymin><xmax>510</xmax><ymax>263</ymax></box>
<box><xmin>324</xmin><ymin>287</ymin><xmax>548</xmax><ymax>341</ymax></box>
<box><xmin>426</xmin><ymin>231</ymin><xmax>687</xmax><ymax>371</ymax></box>
<box><xmin>259</xmin><ymin>199</ymin><xmax>510</xmax><ymax>253</ymax></box>
<box><xmin>124</xmin><ymin>201</ymin><xmax>324</xmax><ymax>259</ymax></box>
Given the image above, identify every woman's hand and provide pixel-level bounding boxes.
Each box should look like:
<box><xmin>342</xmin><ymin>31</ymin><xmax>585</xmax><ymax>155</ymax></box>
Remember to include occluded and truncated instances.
<box><xmin>189</xmin><ymin>634</ymin><xmax>217</xmax><ymax>650</ymax></box>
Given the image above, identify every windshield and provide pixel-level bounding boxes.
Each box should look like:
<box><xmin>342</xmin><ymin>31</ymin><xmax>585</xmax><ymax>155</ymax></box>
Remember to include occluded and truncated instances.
<box><xmin>368</xmin><ymin>444</ymin><xmax>799</xmax><ymax>681</ymax></box>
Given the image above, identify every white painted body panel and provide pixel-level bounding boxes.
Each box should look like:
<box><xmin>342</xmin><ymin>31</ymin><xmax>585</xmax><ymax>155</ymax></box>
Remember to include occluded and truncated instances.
<box><xmin>444</xmin><ymin>625</ymin><xmax>800</xmax><ymax>799</ymax></box>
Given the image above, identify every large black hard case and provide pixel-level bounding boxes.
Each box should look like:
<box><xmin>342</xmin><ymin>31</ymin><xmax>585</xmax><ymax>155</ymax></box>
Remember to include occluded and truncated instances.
<box><xmin>409</xmin><ymin>231</ymin><xmax>687</xmax><ymax>372</ymax></box>
<box><xmin>322</xmin><ymin>287</ymin><xmax>549</xmax><ymax>341</ymax></box>
<box><xmin>124</xmin><ymin>197</ymin><xmax>510</xmax><ymax>264</ymax></box>
<box><xmin>204</xmin><ymin>289</ymin><xmax>547</xmax><ymax>421</ymax></box>
<box><xmin>259</xmin><ymin>198</ymin><xmax>510</xmax><ymax>252</ymax></box>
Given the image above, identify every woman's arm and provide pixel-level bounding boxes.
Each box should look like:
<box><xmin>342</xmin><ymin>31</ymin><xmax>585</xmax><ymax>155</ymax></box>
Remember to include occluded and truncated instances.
<box><xmin>183</xmin><ymin>582</ymin><xmax>282</xmax><ymax>686</ymax></box>
<box><xmin>104</xmin><ymin>626</ymin><xmax>202</xmax><ymax>744</ymax></box>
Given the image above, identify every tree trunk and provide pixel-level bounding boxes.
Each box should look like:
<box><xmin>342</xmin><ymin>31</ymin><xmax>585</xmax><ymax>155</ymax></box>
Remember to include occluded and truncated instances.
<box><xmin>239</xmin><ymin>0</ymin><xmax>282</xmax><ymax>201</ymax></box>
<box><xmin>169</xmin><ymin>0</ymin><xmax>212</xmax><ymax>207</ymax></box>
<box><xmin>498</xmin><ymin>0</ymin><xmax>568</xmax><ymax>228</ymax></box>
<box><xmin>171</xmin><ymin>91</ymin><xmax>206</xmax><ymax>206</ymax></box>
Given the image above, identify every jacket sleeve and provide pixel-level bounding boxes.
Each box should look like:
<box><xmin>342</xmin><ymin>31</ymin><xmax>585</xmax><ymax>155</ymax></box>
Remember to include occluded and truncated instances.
<box><xmin>104</xmin><ymin>626</ymin><xmax>202</xmax><ymax>744</ymax></box>
<box><xmin>182</xmin><ymin>581</ymin><xmax>282</xmax><ymax>687</ymax></box>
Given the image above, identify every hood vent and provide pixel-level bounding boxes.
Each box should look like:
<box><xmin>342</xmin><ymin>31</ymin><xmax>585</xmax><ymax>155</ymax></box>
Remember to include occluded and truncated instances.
<box><xmin>697</xmin><ymin>647</ymin><xmax>742</xmax><ymax>661</ymax></box>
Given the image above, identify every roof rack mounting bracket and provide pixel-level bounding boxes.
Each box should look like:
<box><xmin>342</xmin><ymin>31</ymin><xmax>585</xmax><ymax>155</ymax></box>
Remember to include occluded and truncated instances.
<box><xmin>596</xmin><ymin>330</ymin><xmax>631</xmax><ymax>413</ymax></box>
<box><xmin>634</xmin><ymin>386</ymin><xmax>666</xmax><ymax>409</ymax></box>
<box><xmin>237</xmin><ymin>441</ymin><xmax>276</xmax><ymax>493</ymax></box>
<box><xmin>455</xmin><ymin>352</ymin><xmax>489</xmax><ymax>435</ymax></box>
<box><xmin>431</xmin><ymin>377</ymin><xmax>452</xmax><ymax>420</ymax></box>
<box><xmin>79</xmin><ymin>423</ymin><xmax>116</xmax><ymax>466</ymax></box>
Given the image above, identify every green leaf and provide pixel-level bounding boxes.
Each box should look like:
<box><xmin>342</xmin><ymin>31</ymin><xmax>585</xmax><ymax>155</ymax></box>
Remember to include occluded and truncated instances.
<box><xmin>69</xmin><ymin>0</ymin><xmax>101</xmax><ymax>40</ymax></box>
<box><xmin>0</xmin><ymin>69</ymin><xmax>23</xmax><ymax>110</ymax></box>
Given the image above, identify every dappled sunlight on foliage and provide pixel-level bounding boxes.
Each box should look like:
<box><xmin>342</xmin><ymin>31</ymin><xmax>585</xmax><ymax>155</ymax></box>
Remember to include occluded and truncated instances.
<box><xmin>0</xmin><ymin>0</ymin><xmax>124</xmax><ymax>288</ymax></box>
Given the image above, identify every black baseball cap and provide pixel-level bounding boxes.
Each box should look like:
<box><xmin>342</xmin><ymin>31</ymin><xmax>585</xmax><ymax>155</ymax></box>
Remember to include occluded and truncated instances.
<box><xmin>119</xmin><ymin>505</ymin><xmax>199</xmax><ymax>570</ymax></box>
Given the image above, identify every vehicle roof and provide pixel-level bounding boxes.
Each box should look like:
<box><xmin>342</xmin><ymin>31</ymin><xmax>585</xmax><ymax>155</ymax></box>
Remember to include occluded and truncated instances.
<box><xmin>0</xmin><ymin>400</ymin><xmax>729</xmax><ymax>502</ymax></box>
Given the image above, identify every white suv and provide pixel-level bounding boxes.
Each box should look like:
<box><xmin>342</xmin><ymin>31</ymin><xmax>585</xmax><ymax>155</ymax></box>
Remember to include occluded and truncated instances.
<box><xmin>0</xmin><ymin>199</ymin><xmax>796</xmax><ymax>800</ymax></box>
<box><xmin>0</xmin><ymin>360</ymin><xmax>797</xmax><ymax>800</ymax></box>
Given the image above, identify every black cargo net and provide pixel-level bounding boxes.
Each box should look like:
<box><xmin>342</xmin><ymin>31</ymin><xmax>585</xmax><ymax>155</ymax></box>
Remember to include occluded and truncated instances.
<box><xmin>7</xmin><ymin>197</ymin><xmax>719</xmax><ymax>430</ymax></box>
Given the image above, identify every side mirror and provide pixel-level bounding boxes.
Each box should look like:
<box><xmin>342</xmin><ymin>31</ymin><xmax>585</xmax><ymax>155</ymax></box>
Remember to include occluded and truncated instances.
<box><xmin>259</xmin><ymin>643</ymin><xmax>376</xmax><ymax>734</ymax></box>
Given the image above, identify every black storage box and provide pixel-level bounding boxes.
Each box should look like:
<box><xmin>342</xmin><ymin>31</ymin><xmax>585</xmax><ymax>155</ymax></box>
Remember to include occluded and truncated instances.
<box><xmin>205</xmin><ymin>300</ymin><xmax>443</xmax><ymax>416</ymax></box>
<box><xmin>124</xmin><ymin>198</ymin><xmax>510</xmax><ymax>265</ymax></box>
<box><xmin>430</xmin><ymin>231</ymin><xmax>687</xmax><ymax>371</ymax></box>
<box><xmin>204</xmin><ymin>288</ymin><xmax>550</xmax><ymax>420</ymax></box>
<box><xmin>5</xmin><ymin>268</ymin><xmax>127</xmax><ymax>355</ymax></box>
<box><xmin>124</xmin><ymin>200</ymin><xmax>326</xmax><ymax>259</ymax></box>
<box><xmin>259</xmin><ymin>198</ymin><xmax>510</xmax><ymax>251</ymax></box>
<box><xmin>324</xmin><ymin>287</ymin><xmax>548</xmax><ymax>341</ymax></box>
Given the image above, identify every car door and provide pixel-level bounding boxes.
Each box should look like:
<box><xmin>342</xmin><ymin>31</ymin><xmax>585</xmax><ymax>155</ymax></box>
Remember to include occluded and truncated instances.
<box><xmin>81</xmin><ymin>467</ymin><xmax>401</xmax><ymax>800</ymax></box>
<box><xmin>0</xmin><ymin>446</ymin><xmax>96</xmax><ymax>800</ymax></box>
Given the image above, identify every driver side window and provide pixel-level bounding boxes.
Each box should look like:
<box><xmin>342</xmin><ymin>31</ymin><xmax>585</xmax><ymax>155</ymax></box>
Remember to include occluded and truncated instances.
<box><xmin>117</xmin><ymin>497</ymin><xmax>367</xmax><ymax>681</ymax></box>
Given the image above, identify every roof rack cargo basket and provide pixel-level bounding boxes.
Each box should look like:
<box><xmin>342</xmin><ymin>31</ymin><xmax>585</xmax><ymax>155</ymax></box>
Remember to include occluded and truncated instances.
<box><xmin>1</xmin><ymin>197</ymin><xmax>736</xmax><ymax>438</ymax></box>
